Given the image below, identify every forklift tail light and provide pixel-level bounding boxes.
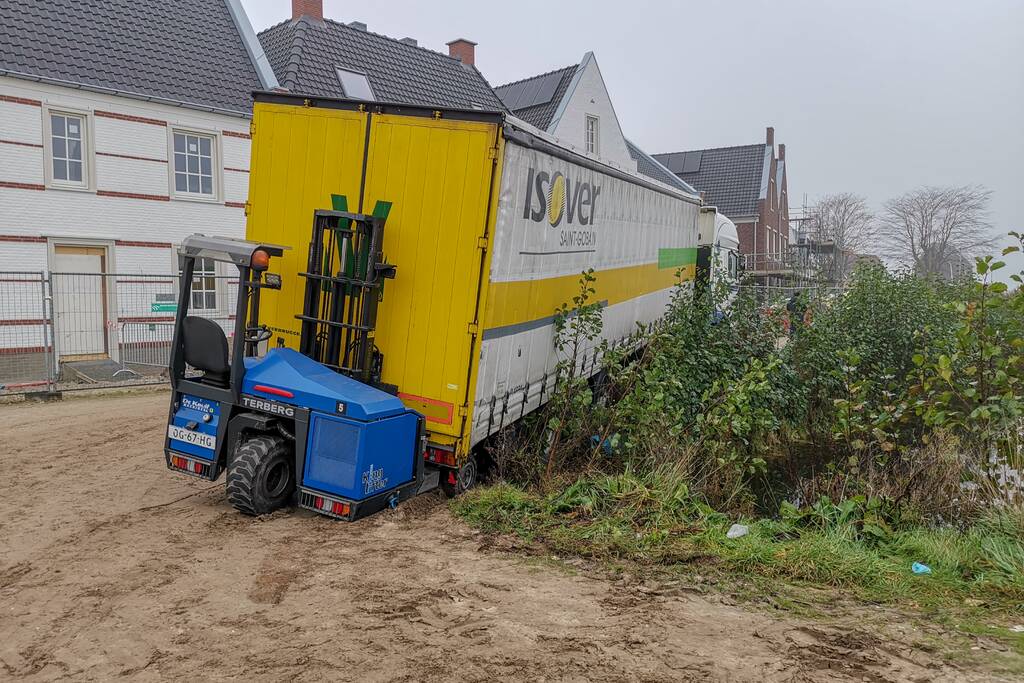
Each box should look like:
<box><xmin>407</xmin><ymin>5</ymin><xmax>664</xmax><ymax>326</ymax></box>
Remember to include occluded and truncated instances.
<box><xmin>169</xmin><ymin>454</ymin><xmax>211</xmax><ymax>478</ymax></box>
<box><xmin>299</xmin><ymin>489</ymin><xmax>351</xmax><ymax>520</ymax></box>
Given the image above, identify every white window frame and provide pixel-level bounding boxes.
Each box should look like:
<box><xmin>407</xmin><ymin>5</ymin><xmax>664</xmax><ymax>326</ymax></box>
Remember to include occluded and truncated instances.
<box><xmin>168</xmin><ymin>127</ymin><xmax>221</xmax><ymax>202</ymax></box>
<box><xmin>190</xmin><ymin>257</ymin><xmax>219</xmax><ymax>311</ymax></box>
<box><xmin>585</xmin><ymin>114</ymin><xmax>599</xmax><ymax>155</ymax></box>
<box><xmin>42</xmin><ymin>106</ymin><xmax>95</xmax><ymax>191</ymax></box>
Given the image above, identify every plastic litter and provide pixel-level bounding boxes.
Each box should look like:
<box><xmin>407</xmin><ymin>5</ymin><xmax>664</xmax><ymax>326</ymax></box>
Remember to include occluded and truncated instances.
<box><xmin>726</xmin><ymin>524</ymin><xmax>749</xmax><ymax>539</ymax></box>
<box><xmin>912</xmin><ymin>562</ymin><xmax>932</xmax><ymax>574</ymax></box>
<box><xmin>1010</xmin><ymin>625</ymin><xmax>1024</xmax><ymax>633</ymax></box>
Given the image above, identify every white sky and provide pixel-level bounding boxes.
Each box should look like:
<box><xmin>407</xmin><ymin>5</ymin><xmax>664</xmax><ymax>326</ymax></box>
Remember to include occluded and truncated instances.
<box><xmin>240</xmin><ymin>0</ymin><xmax>1024</xmax><ymax>281</ymax></box>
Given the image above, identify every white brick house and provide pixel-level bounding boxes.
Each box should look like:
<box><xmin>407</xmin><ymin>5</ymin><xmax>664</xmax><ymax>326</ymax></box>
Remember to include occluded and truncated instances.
<box><xmin>494</xmin><ymin>52</ymin><xmax>695</xmax><ymax>194</ymax></box>
<box><xmin>0</xmin><ymin>0</ymin><xmax>276</xmax><ymax>370</ymax></box>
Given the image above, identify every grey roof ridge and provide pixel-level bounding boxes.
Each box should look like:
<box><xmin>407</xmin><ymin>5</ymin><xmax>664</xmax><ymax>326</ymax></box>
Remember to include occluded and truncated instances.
<box><xmin>655</xmin><ymin>142</ymin><xmax>766</xmax><ymax>157</ymax></box>
<box><xmin>279</xmin><ymin>19</ymin><xmax>308</xmax><ymax>90</ymax></box>
<box><xmin>223</xmin><ymin>0</ymin><xmax>279</xmax><ymax>89</ymax></box>
<box><xmin>625</xmin><ymin>137</ymin><xmax>699</xmax><ymax>195</ymax></box>
<box><xmin>494</xmin><ymin>63</ymin><xmax>578</xmax><ymax>91</ymax></box>
<box><xmin>0</xmin><ymin>67</ymin><xmax>251</xmax><ymax>118</ymax></box>
<box><xmin>315</xmin><ymin>16</ymin><xmax>480</xmax><ymax>65</ymax></box>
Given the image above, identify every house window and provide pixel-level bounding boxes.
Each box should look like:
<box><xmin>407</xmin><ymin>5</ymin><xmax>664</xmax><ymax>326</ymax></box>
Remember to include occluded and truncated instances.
<box><xmin>191</xmin><ymin>258</ymin><xmax>217</xmax><ymax>310</ymax></box>
<box><xmin>172</xmin><ymin>131</ymin><xmax>215</xmax><ymax>197</ymax></box>
<box><xmin>585</xmin><ymin>115</ymin><xmax>599</xmax><ymax>155</ymax></box>
<box><xmin>336</xmin><ymin>67</ymin><xmax>375</xmax><ymax>101</ymax></box>
<box><xmin>49</xmin><ymin>112</ymin><xmax>88</xmax><ymax>187</ymax></box>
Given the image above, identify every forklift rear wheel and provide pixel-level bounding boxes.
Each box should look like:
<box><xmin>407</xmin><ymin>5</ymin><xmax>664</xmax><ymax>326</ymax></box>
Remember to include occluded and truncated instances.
<box><xmin>226</xmin><ymin>434</ymin><xmax>295</xmax><ymax>516</ymax></box>
<box><xmin>441</xmin><ymin>456</ymin><xmax>477</xmax><ymax>498</ymax></box>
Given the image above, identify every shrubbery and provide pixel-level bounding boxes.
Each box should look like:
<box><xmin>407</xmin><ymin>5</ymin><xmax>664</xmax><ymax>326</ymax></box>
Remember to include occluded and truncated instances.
<box><xmin>463</xmin><ymin>235</ymin><xmax>1024</xmax><ymax>613</ymax></box>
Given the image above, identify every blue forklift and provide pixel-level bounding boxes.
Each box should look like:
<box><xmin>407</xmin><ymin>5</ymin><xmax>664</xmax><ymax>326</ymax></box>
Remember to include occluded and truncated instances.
<box><xmin>164</xmin><ymin>209</ymin><xmax>438</xmax><ymax>519</ymax></box>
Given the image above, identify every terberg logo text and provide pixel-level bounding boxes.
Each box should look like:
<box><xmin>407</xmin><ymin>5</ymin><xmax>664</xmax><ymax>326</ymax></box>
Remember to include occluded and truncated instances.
<box><xmin>241</xmin><ymin>395</ymin><xmax>296</xmax><ymax>418</ymax></box>
<box><xmin>522</xmin><ymin>167</ymin><xmax>600</xmax><ymax>250</ymax></box>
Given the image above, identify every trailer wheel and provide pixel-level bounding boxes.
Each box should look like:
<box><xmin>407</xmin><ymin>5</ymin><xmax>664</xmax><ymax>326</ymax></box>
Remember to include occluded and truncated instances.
<box><xmin>226</xmin><ymin>434</ymin><xmax>294</xmax><ymax>516</ymax></box>
<box><xmin>440</xmin><ymin>456</ymin><xmax>477</xmax><ymax>498</ymax></box>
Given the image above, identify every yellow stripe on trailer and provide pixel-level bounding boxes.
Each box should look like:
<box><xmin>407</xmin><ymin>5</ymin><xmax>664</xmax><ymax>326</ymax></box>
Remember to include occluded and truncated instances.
<box><xmin>483</xmin><ymin>260</ymin><xmax>696</xmax><ymax>338</ymax></box>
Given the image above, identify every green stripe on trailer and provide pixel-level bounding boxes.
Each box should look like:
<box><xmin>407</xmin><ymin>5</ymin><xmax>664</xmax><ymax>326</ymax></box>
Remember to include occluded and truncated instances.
<box><xmin>657</xmin><ymin>247</ymin><xmax>698</xmax><ymax>269</ymax></box>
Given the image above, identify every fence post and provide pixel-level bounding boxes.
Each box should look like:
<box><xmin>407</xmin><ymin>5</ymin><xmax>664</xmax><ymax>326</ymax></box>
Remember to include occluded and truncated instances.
<box><xmin>39</xmin><ymin>272</ymin><xmax>51</xmax><ymax>392</ymax></box>
<box><xmin>44</xmin><ymin>272</ymin><xmax>58</xmax><ymax>391</ymax></box>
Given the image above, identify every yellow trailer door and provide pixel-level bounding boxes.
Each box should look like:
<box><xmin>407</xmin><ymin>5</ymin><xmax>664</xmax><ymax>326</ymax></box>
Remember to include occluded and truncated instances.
<box><xmin>245</xmin><ymin>102</ymin><xmax>368</xmax><ymax>342</ymax></box>
<box><xmin>361</xmin><ymin>113</ymin><xmax>501</xmax><ymax>442</ymax></box>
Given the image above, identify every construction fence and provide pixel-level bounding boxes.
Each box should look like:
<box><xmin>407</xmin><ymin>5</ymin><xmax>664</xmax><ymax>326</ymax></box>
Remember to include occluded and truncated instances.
<box><xmin>0</xmin><ymin>271</ymin><xmax>238</xmax><ymax>395</ymax></box>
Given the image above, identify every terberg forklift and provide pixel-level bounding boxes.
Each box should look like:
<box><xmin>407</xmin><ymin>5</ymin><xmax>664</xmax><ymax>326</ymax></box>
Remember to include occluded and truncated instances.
<box><xmin>164</xmin><ymin>208</ymin><xmax>439</xmax><ymax>520</ymax></box>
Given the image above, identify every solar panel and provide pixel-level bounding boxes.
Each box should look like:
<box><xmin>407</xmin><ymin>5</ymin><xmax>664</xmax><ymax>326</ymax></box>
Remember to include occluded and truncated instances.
<box><xmin>497</xmin><ymin>69</ymin><xmax>567</xmax><ymax>111</ymax></box>
<box><xmin>497</xmin><ymin>80</ymin><xmax>528</xmax><ymax>110</ymax></box>
<box><xmin>518</xmin><ymin>78</ymin><xmax>543</xmax><ymax>110</ymax></box>
<box><xmin>682</xmin><ymin>151</ymin><xmax>702</xmax><ymax>173</ymax></box>
<box><xmin>533</xmin><ymin>73</ymin><xmax>560</xmax><ymax>106</ymax></box>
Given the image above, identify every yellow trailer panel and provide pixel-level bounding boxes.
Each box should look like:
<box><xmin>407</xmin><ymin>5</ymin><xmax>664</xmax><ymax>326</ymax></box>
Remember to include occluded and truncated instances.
<box><xmin>245</xmin><ymin>94</ymin><xmax>699</xmax><ymax>465</ymax></box>
<box><xmin>246</xmin><ymin>99</ymin><xmax>502</xmax><ymax>452</ymax></box>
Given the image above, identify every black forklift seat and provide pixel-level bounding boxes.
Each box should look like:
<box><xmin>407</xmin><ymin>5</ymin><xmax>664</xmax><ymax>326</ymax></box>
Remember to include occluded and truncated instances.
<box><xmin>183</xmin><ymin>316</ymin><xmax>230</xmax><ymax>387</ymax></box>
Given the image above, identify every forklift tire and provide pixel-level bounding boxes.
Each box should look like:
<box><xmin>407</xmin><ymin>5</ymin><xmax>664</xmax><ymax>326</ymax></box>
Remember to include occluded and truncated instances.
<box><xmin>226</xmin><ymin>434</ymin><xmax>294</xmax><ymax>516</ymax></box>
<box><xmin>440</xmin><ymin>456</ymin><xmax>477</xmax><ymax>498</ymax></box>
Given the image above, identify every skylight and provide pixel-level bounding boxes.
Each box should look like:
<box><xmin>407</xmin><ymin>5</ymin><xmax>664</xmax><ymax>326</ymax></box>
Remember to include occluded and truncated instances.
<box><xmin>336</xmin><ymin>68</ymin><xmax>375</xmax><ymax>101</ymax></box>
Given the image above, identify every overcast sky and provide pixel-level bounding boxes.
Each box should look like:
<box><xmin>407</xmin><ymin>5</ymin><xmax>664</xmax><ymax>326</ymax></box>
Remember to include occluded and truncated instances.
<box><xmin>241</xmin><ymin>0</ymin><xmax>1024</xmax><ymax>279</ymax></box>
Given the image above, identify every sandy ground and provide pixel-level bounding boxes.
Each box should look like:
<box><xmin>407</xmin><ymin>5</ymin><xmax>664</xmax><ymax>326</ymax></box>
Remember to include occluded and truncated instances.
<box><xmin>0</xmin><ymin>392</ymin><xmax>1014</xmax><ymax>681</ymax></box>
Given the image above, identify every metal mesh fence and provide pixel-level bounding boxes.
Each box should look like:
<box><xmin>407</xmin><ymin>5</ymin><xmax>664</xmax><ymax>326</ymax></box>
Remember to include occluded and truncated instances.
<box><xmin>0</xmin><ymin>272</ymin><xmax>238</xmax><ymax>394</ymax></box>
<box><xmin>0</xmin><ymin>271</ymin><xmax>52</xmax><ymax>392</ymax></box>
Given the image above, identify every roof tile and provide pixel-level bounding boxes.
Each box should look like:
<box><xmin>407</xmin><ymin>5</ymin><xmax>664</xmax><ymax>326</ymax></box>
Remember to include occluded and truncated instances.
<box><xmin>653</xmin><ymin>144</ymin><xmax>767</xmax><ymax>218</ymax></box>
<box><xmin>259</xmin><ymin>18</ymin><xmax>505</xmax><ymax>110</ymax></box>
<box><xmin>0</xmin><ymin>0</ymin><xmax>262</xmax><ymax>114</ymax></box>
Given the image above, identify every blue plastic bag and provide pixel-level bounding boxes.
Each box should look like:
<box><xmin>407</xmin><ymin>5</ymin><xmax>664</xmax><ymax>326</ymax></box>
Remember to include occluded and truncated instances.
<box><xmin>912</xmin><ymin>562</ymin><xmax>932</xmax><ymax>575</ymax></box>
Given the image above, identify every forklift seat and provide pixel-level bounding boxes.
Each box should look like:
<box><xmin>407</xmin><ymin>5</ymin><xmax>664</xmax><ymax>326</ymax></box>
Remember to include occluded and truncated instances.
<box><xmin>183</xmin><ymin>316</ymin><xmax>230</xmax><ymax>387</ymax></box>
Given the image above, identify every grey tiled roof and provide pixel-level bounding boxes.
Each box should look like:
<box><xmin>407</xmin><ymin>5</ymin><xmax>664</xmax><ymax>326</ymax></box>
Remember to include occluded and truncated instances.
<box><xmin>653</xmin><ymin>144</ymin><xmax>767</xmax><ymax>219</ymax></box>
<box><xmin>0</xmin><ymin>0</ymin><xmax>263</xmax><ymax>115</ymax></box>
<box><xmin>259</xmin><ymin>18</ymin><xmax>505</xmax><ymax>110</ymax></box>
<box><xmin>625</xmin><ymin>139</ymin><xmax>697</xmax><ymax>194</ymax></box>
<box><xmin>495</xmin><ymin>65</ymin><xmax>577</xmax><ymax>131</ymax></box>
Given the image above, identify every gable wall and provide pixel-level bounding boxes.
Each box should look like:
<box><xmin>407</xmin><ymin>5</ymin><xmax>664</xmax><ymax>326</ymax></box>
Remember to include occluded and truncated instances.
<box><xmin>549</xmin><ymin>58</ymin><xmax>634</xmax><ymax>170</ymax></box>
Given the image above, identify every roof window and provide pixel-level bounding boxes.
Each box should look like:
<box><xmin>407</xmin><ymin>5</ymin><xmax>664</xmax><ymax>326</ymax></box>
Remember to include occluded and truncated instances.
<box><xmin>336</xmin><ymin>68</ymin><xmax>375</xmax><ymax>101</ymax></box>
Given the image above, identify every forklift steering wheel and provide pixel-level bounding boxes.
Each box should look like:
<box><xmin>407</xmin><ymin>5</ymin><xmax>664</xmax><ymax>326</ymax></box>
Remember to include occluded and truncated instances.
<box><xmin>244</xmin><ymin>325</ymin><xmax>273</xmax><ymax>344</ymax></box>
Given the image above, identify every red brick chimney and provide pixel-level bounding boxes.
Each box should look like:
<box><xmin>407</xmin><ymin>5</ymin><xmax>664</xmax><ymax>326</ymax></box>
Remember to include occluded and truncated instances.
<box><xmin>778</xmin><ymin>143</ymin><xmax>786</xmax><ymax>160</ymax></box>
<box><xmin>766</xmin><ymin>126</ymin><xmax>775</xmax><ymax>147</ymax></box>
<box><xmin>447</xmin><ymin>38</ymin><xmax>477</xmax><ymax>65</ymax></box>
<box><xmin>292</xmin><ymin>0</ymin><xmax>323</xmax><ymax>21</ymax></box>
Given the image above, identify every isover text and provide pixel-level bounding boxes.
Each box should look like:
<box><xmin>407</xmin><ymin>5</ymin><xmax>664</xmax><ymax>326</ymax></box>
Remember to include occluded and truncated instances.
<box><xmin>522</xmin><ymin>167</ymin><xmax>601</xmax><ymax>228</ymax></box>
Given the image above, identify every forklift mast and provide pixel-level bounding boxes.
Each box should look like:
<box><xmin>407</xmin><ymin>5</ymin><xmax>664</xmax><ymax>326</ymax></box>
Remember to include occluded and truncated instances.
<box><xmin>297</xmin><ymin>206</ymin><xmax>396</xmax><ymax>387</ymax></box>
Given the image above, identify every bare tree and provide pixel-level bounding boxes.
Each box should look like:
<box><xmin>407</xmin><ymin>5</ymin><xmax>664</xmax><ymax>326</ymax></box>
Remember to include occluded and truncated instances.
<box><xmin>808</xmin><ymin>193</ymin><xmax>877</xmax><ymax>282</ymax></box>
<box><xmin>878</xmin><ymin>185</ymin><xmax>996</xmax><ymax>278</ymax></box>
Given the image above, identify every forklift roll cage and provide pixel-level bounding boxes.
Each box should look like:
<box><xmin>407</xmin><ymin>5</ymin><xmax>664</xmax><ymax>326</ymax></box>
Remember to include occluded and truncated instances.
<box><xmin>170</xmin><ymin>234</ymin><xmax>286</xmax><ymax>400</ymax></box>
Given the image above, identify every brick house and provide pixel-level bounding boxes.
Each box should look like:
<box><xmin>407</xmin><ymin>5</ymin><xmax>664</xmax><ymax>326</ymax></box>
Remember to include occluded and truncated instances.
<box><xmin>0</xmin><ymin>0</ymin><xmax>275</xmax><ymax>372</ymax></box>
<box><xmin>654</xmin><ymin>127</ymin><xmax>790</xmax><ymax>277</ymax></box>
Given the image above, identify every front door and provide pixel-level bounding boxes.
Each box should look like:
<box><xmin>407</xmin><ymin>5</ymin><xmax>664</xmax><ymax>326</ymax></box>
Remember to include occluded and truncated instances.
<box><xmin>53</xmin><ymin>246</ymin><xmax>108</xmax><ymax>358</ymax></box>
